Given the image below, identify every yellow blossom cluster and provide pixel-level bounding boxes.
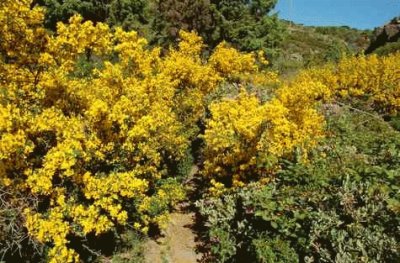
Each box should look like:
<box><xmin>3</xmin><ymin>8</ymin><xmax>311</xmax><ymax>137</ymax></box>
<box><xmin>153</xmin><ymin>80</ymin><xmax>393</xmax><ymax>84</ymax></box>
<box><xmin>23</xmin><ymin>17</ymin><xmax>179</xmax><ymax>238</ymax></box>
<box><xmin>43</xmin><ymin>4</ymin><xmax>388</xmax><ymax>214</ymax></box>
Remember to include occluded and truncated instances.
<box><xmin>202</xmin><ymin>82</ymin><xmax>325</xmax><ymax>187</ymax></box>
<box><xmin>0</xmin><ymin>0</ymin><xmax>277</xmax><ymax>261</ymax></box>
<box><xmin>305</xmin><ymin>53</ymin><xmax>400</xmax><ymax>113</ymax></box>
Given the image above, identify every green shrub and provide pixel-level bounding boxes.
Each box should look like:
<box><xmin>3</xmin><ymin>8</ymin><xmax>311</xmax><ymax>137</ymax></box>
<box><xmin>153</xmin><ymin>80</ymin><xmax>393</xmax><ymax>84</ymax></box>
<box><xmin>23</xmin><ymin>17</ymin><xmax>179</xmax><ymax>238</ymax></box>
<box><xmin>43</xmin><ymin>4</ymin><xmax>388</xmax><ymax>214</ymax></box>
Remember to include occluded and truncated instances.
<box><xmin>253</xmin><ymin>237</ymin><xmax>298</xmax><ymax>263</ymax></box>
<box><xmin>373</xmin><ymin>42</ymin><xmax>400</xmax><ymax>56</ymax></box>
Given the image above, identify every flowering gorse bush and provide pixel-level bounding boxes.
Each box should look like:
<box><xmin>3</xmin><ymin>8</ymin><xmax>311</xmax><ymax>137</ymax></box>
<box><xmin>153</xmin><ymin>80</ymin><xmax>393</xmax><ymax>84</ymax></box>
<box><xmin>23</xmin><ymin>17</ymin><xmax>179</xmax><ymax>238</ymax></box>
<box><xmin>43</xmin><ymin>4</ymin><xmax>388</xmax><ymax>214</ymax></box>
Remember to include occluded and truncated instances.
<box><xmin>0</xmin><ymin>0</ymin><xmax>281</xmax><ymax>261</ymax></box>
<box><xmin>305</xmin><ymin>53</ymin><xmax>400</xmax><ymax>113</ymax></box>
<box><xmin>202</xmin><ymin>76</ymin><xmax>327</xmax><ymax>188</ymax></box>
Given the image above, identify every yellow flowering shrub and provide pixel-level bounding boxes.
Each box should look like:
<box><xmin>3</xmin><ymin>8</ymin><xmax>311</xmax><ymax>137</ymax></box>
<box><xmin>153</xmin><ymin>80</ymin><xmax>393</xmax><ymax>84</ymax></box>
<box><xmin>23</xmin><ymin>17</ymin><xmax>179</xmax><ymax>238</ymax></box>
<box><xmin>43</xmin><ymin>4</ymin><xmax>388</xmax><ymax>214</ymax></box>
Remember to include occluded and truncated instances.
<box><xmin>0</xmin><ymin>1</ymin><xmax>281</xmax><ymax>261</ymax></box>
<box><xmin>305</xmin><ymin>53</ymin><xmax>400</xmax><ymax>113</ymax></box>
<box><xmin>209</xmin><ymin>42</ymin><xmax>258</xmax><ymax>78</ymax></box>
<box><xmin>202</xmin><ymin>56</ymin><xmax>331</xmax><ymax>188</ymax></box>
<box><xmin>202</xmin><ymin>83</ymin><xmax>325</xmax><ymax>187</ymax></box>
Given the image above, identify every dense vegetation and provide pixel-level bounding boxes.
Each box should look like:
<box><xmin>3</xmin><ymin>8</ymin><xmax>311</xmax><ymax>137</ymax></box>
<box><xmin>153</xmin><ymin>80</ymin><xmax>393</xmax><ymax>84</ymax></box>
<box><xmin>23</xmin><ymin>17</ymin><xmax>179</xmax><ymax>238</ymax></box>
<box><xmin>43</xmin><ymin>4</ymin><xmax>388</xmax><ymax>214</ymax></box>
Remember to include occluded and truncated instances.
<box><xmin>34</xmin><ymin>0</ymin><xmax>284</xmax><ymax>56</ymax></box>
<box><xmin>1</xmin><ymin>1</ymin><xmax>399</xmax><ymax>262</ymax></box>
<box><xmin>274</xmin><ymin>22</ymin><xmax>371</xmax><ymax>73</ymax></box>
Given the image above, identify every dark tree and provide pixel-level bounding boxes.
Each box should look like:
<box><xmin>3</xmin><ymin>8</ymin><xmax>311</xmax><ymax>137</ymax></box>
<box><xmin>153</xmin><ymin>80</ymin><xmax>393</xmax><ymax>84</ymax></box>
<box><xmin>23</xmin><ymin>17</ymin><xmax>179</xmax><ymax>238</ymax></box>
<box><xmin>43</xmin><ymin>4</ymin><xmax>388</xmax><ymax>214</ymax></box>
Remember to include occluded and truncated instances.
<box><xmin>34</xmin><ymin>0</ymin><xmax>150</xmax><ymax>35</ymax></box>
<box><xmin>150</xmin><ymin>0</ymin><xmax>217</xmax><ymax>48</ymax></box>
<box><xmin>150</xmin><ymin>0</ymin><xmax>285</xmax><ymax>57</ymax></box>
<box><xmin>210</xmin><ymin>0</ymin><xmax>284</xmax><ymax>55</ymax></box>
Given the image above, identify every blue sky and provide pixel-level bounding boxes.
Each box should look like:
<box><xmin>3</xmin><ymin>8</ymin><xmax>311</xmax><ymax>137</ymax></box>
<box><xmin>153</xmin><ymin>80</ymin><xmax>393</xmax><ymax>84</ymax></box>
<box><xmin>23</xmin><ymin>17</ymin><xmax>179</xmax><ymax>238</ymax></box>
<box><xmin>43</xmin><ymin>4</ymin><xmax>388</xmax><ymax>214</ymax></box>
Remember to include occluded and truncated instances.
<box><xmin>274</xmin><ymin>0</ymin><xmax>400</xmax><ymax>29</ymax></box>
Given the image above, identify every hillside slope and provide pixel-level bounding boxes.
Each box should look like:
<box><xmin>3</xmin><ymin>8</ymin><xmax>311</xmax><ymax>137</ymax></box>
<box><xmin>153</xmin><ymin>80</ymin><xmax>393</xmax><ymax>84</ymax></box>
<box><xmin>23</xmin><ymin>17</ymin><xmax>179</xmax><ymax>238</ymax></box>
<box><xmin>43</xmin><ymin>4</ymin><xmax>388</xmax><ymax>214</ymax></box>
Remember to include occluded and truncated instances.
<box><xmin>274</xmin><ymin>21</ymin><xmax>370</xmax><ymax>74</ymax></box>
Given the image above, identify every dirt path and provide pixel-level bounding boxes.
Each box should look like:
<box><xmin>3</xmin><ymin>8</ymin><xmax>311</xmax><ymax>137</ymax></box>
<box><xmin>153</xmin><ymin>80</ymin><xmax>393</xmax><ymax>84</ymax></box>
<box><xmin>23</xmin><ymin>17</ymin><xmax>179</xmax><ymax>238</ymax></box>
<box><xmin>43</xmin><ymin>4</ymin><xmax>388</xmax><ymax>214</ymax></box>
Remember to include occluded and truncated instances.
<box><xmin>144</xmin><ymin>212</ymin><xmax>201</xmax><ymax>263</ymax></box>
<box><xmin>144</xmin><ymin>166</ymin><xmax>203</xmax><ymax>263</ymax></box>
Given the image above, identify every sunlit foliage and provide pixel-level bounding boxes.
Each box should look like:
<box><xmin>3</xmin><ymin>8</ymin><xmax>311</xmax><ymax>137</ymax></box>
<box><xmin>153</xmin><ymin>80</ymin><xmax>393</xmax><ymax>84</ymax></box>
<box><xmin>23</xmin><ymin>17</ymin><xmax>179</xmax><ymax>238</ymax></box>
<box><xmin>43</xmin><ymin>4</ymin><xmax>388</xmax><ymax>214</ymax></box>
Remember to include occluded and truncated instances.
<box><xmin>305</xmin><ymin>53</ymin><xmax>400</xmax><ymax>113</ymax></box>
<box><xmin>0</xmin><ymin>0</ymin><xmax>278</xmax><ymax>261</ymax></box>
<box><xmin>202</xmin><ymin>78</ymin><xmax>326</xmax><ymax>188</ymax></box>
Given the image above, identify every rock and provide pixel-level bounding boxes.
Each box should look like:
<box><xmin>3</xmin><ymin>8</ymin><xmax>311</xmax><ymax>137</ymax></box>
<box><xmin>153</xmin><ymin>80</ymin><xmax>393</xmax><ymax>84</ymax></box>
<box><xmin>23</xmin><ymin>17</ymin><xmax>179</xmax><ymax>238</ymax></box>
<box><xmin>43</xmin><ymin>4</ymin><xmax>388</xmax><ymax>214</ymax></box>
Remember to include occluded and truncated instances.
<box><xmin>366</xmin><ymin>17</ymin><xmax>400</xmax><ymax>53</ymax></box>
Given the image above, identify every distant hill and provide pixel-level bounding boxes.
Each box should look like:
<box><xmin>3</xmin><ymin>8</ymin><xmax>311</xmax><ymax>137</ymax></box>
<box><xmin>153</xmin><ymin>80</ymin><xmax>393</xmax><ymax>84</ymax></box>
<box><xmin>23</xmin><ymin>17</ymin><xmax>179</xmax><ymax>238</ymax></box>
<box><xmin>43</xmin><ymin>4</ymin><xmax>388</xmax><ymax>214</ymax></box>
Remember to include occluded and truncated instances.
<box><xmin>273</xmin><ymin>20</ymin><xmax>371</xmax><ymax>74</ymax></box>
<box><xmin>366</xmin><ymin>17</ymin><xmax>400</xmax><ymax>55</ymax></box>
